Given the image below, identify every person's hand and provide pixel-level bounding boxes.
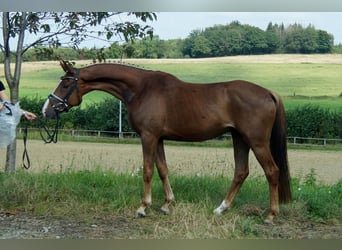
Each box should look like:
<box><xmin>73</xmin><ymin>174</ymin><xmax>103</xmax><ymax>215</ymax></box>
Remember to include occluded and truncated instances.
<box><xmin>23</xmin><ymin>111</ymin><xmax>37</xmax><ymax>122</ymax></box>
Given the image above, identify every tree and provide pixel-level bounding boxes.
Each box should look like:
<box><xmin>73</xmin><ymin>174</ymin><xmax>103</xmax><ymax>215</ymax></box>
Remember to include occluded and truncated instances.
<box><xmin>241</xmin><ymin>25</ymin><xmax>268</xmax><ymax>54</ymax></box>
<box><xmin>265</xmin><ymin>22</ymin><xmax>281</xmax><ymax>53</ymax></box>
<box><xmin>182</xmin><ymin>29</ymin><xmax>202</xmax><ymax>57</ymax></box>
<box><xmin>301</xmin><ymin>26</ymin><xmax>318</xmax><ymax>53</ymax></box>
<box><xmin>0</xmin><ymin>12</ymin><xmax>157</xmax><ymax>172</ymax></box>
<box><xmin>316</xmin><ymin>30</ymin><xmax>334</xmax><ymax>53</ymax></box>
<box><xmin>284</xmin><ymin>24</ymin><xmax>304</xmax><ymax>53</ymax></box>
<box><xmin>191</xmin><ymin>35</ymin><xmax>211</xmax><ymax>58</ymax></box>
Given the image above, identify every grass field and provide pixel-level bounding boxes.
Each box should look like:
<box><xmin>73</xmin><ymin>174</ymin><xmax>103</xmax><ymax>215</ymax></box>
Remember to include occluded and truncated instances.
<box><xmin>1</xmin><ymin>54</ymin><xmax>341</xmax><ymax>111</ymax></box>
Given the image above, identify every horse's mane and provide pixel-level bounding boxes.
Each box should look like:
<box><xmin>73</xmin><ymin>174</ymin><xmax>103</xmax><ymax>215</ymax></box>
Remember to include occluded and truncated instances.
<box><xmin>79</xmin><ymin>61</ymin><xmax>149</xmax><ymax>72</ymax></box>
<box><xmin>61</xmin><ymin>60</ymin><xmax>167</xmax><ymax>77</ymax></box>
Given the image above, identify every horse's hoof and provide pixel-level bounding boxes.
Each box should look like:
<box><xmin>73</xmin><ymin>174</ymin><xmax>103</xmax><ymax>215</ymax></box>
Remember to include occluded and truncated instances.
<box><xmin>263</xmin><ymin>213</ymin><xmax>275</xmax><ymax>225</ymax></box>
<box><xmin>213</xmin><ymin>201</ymin><xmax>227</xmax><ymax>215</ymax></box>
<box><xmin>263</xmin><ymin>219</ymin><xmax>273</xmax><ymax>225</ymax></box>
<box><xmin>213</xmin><ymin>208</ymin><xmax>222</xmax><ymax>215</ymax></box>
<box><xmin>160</xmin><ymin>206</ymin><xmax>170</xmax><ymax>215</ymax></box>
<box><xmin>136</xmin><ymin>209</ymin><xmax>146</xmax><ymax>218</ymax></box>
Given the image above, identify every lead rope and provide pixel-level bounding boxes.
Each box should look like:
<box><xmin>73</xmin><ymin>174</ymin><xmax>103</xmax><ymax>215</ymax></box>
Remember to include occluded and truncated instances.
<box><xmin>38</xmin><ymin>112</ymin><xmax>61</xmax><ymax>144</ymax></box>
<box><xmin>21</xmin><ymin>113</ymin><xmax>61</xmax><ymax>169</ymax></box>
<box><xmin>22</xmin><ymin>126</ymin><xmax>30</xmax><ymax>169</ymax></box>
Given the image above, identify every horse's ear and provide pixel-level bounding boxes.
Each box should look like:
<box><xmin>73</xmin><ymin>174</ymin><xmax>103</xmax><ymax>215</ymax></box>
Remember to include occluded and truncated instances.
<box><xmin>60</xmin><ymin>60</ymin><xmax>68</xmax><ymax>72</ymax></box>
<box><xmin>60</xmin><ymin>60</ymin><xmax>74</xmax><ymax>73</ymax></box>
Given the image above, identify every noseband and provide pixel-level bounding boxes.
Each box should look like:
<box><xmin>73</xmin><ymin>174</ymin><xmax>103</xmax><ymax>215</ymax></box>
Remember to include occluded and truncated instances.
<box><xmin>48</xmin><ymin>69</ymin><xmax>81</xmax><ymax>113</ymax></box>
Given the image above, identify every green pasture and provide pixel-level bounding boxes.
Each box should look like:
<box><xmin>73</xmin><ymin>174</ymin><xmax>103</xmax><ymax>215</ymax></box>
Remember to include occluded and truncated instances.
<box><xmin>18</xmin><ymin>62</ymin><xmax>342</xmax><ymax>111</ymax></box>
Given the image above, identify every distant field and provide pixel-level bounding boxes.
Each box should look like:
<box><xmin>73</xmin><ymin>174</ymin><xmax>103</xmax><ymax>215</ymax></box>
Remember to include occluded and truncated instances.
<box><xmin>1</xmin><ymin>54</ymin><xmax>341</xmax><ymax>110</ymax></box>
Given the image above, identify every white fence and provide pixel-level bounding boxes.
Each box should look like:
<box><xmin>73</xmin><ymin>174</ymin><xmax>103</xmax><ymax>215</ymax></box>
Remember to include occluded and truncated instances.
<box><xmin>287</xmin><ymin>136</ymin><xmax>342</xmax><ymax>146</ymax></box>
<box><xmin>18</xmin><ymin>128</ymin><xmax>342</xmax><ymax>146</ymax></box>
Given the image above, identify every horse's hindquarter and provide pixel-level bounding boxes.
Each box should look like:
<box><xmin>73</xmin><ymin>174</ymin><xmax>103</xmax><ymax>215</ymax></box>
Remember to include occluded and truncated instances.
<box><xmin>225</xmin><ymin>80</ymin><xmax>278</xmax><ymax>140</ymax></box>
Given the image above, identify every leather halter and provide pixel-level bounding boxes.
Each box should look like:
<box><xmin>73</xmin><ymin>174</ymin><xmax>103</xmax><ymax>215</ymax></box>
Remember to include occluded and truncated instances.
<box><xmin>48</xmin><ymin>69</ymin><xmax>81</xmax><ymax>113</ymax></box>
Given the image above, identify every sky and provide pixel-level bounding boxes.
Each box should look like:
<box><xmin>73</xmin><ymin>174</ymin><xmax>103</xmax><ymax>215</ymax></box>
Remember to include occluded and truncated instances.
<box><xmin>80</xmin><ymin>12</ymin><xmax>342</xmax><ymax>48</ymax></box>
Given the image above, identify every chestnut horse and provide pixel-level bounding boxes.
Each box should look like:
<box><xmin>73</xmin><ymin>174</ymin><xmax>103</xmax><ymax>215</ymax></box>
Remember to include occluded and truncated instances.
<box><xmin>42</xmin><ymin>61</ymin><xmax>291</xmax><ymax>224</ymax></box>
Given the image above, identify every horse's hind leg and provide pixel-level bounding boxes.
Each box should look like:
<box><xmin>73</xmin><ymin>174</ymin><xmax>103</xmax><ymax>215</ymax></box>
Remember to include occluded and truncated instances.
<box><xmin>214</xmin><ymin>131</ymin><xmax>250</xmax><ymax>214</ymax></box>
<box><xmin>251</xmin><ymin>143</ymin><xmax>280</xmax><ymax>224</ymax></box>
<box><xmin>156</xmin><ymin>140</ymin><xmax>175</xmax><ymax>214</ymax></box>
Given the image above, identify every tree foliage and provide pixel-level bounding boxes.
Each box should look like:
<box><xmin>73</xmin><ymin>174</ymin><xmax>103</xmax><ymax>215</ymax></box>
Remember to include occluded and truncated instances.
<box><xmin>182</xmin><ymin>21</ymin><xmax>334</xmax><ymax>57</ymax></box>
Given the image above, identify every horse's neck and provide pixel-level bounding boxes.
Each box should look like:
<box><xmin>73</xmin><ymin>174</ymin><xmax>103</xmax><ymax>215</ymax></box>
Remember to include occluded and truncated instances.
<box><xmin>81</xmin><ymin>64</ymin><xmax>145</xmax><ymax>104</ymax></box>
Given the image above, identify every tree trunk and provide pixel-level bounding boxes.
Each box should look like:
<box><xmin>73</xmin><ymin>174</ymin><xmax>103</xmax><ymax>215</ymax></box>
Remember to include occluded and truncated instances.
<box><xmin>5</xmin><ymin>141</ymin><xmax>17</xmax><ymax>172</ymax></box>
<box><xmin>2</xmin><ymin>12</ymin><xmax>27</xmax><ymax>172</ymax></box>
<box><xmin>4</xmin><ymin>87</ymin><xmax>20</xmax><ymax>172</ymax></box>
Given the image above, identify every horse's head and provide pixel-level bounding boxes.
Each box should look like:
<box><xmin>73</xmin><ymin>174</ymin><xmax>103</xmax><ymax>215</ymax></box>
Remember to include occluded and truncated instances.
<box><xmin>42</xmin><ymin>60</ymin><xmax>83</xmax><ymax>119</ymax></box>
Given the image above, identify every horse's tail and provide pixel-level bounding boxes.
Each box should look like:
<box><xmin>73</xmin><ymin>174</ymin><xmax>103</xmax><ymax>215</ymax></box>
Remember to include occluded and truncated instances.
<box><xmin>270</xmin><ymin>94</ymin><xmax>292</xmax><ymax>204</ymax></box>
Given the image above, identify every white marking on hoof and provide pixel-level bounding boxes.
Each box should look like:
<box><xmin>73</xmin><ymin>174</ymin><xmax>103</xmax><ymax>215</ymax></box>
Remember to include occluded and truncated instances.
<box><xmin>136</xmin><ymin>207</ymin><xmax>146</xmax><ymax>218</ymax></box>
<box><xmin>160</xmin><ymin>206</ymin><xmax>170</xmax><ymax>215</ymax></box>
<box><xmin>263</xmin><ymin>216</ymin><xmax>274</xmax><ymax>225</ymax></box>
<box><xmin>264</xmin><ymin>214</ymin><xmax>275</xmax><ymax>225</ymax></box>
<box><xmin>263</xmin><ymin>219</ymin><xmax>274</xmax><ymax>225</ymax></box>
<box><xmin>213</xmin><ymin>201</ymin><xmax>228</xmax><ymax>215</ymax></box>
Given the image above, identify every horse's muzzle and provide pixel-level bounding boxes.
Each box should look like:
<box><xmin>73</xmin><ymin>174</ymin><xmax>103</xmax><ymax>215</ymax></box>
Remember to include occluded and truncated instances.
<box><xmin>42</xmin><ymin>99</ymin><xmax>58</xmax><ymax>119</ymax></box>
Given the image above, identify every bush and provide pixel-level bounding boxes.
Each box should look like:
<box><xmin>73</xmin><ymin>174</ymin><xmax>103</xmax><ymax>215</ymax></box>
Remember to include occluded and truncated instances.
<box><xmin>286</xmin><ymin>104</ymin><xmax>341</xmax><ymax>139</ymax></box>
<box><xmin>19</xmin><ymin>96</ymin><xmax>132</xmax><ymax>133</ymax></box>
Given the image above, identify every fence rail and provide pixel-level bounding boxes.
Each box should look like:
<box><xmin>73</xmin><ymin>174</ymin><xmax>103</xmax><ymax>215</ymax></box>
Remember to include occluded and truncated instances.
<box><xmin>18</xmin><ymin>128</ymin><xmax>342</xmax><ymax>146</ymax></box>
<box><xmin>287</xmin><ymin>136</ymin><xmax>342</xmax><ymax>146</ymax></box>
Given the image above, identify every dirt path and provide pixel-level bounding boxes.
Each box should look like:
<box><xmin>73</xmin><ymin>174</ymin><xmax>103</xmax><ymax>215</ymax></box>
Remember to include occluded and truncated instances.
<box><xmin>1</xmin><ymin>206</ymin><xmax>341</xmax><ymax>239</ymax></box>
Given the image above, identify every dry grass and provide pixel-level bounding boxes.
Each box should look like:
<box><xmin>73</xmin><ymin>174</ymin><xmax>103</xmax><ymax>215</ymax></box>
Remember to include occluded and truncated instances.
<box><xmin>121</xmin><ymin>54</ymin><xmax>342</xmax><ymax>65</ymax></box>
<box><xmin>1</xmin><ymin>140</ymin><xmax>341</xmax><ymax>185</ymax></box>
<box><xmin>1</xmin><ymin>54</ymin><xmax>342</xmax><ymax>78</ymax></box>
<box><xmin>142</xmin><ymin>203</ymin><xmax>244</xmax><ymax>239</ymax></box>
<box><xmin>123</xmin><ymin>201</ymin><xmax>342</xmax><ymax>239</ymax></box>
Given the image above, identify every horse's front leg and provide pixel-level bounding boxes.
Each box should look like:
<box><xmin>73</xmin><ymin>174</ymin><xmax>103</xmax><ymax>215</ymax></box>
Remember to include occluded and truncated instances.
<box><xmin>156</xmin><ymin>140</ymin><xmax>175</xmax><ymax>214</ymax></box>
<box><xmin>136</xmin><ymin>135</ymin><xmax>158</xmax><ymax>217</ymax></box>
